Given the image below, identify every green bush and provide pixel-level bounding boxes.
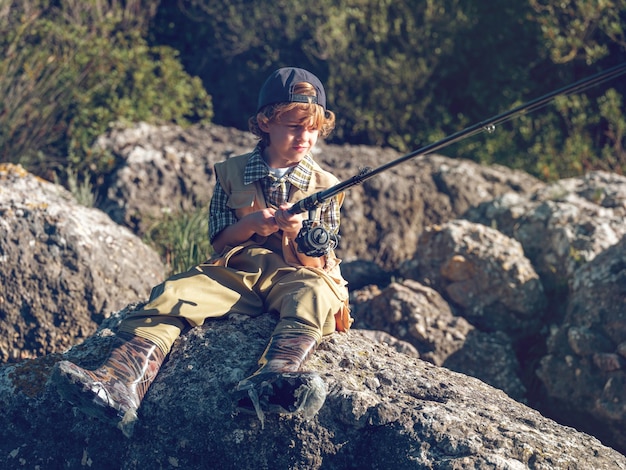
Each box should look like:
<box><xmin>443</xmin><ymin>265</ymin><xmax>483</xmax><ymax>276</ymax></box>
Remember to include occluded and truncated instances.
<box><xmin>151</xmin><ymin>0</ymin><xmax>626</xmax><ymax>179</ymax></box>
<box><xmin>3</xmin><ymin>0</ymin><xmax>625</xmax><ymax>186</ymax></box>
<box><xmin>65</xmin><ymin>30</ymin><xmax>213</xmax><ymax>177</ymax></box>
<box><xmin>0</xmin><ymin>1</ymin><xmax>212</xmax><ymax>183</ymax></box>
<box><xmin>0</xmin><ymin>2</ymin><xmax>73</xmax><ymax>174</ymax></box>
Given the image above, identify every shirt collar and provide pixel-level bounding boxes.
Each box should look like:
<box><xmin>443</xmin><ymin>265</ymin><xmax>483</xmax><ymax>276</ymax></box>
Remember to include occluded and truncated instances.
<box><xmin>243</xmin><ymin>144</ymin><xmax>314</xmax><ymax>191</ymax></box>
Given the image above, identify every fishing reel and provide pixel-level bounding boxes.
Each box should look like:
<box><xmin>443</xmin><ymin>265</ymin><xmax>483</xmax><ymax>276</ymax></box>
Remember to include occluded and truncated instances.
<box><xmin>295</xmin><ymin>214</ymin><xmax>339</xmax><ymax>257</ymax></box>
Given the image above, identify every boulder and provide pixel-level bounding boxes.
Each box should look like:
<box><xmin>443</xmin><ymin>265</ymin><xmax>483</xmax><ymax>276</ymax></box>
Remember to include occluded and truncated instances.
<box><xmin>0</xmin><ymin>164</ymin><xmax>165</xmax><ymax>363</ymax></box>
<box><xmin>1</xmin><ymin>309</ymin><xmax>623</xmax><ymax>469</ymax></box>
<box><xmin>316</xmin><ymin>148</ymin><xmax>544</xmax><ymax>271</ymax></box>
<box><xmin>465</xmin><ymin>171</ymin><xmax>626</xmax><ymax>293</ymax></box>
<box><xmin>96</xmin><ymin>123</ymin><xmax>543</xmax><ymax>270</ymax></box>
<box><xmin>96</xmin><ymin>122</ymin><xmax>256</xmax><ymax>235</ymax></box>
<box><xmin>537</xmin><ymin>235</ymin><xmax>626</xmax><ymax>452</ymax></box>
<box><xmin>352</xmin><ymin>280</ymin><xmax>470</xmax><ymax>365</ymax></box>
<box><xmin>351</xmin><ymin>280</ymin><xmax>527</xmax><ymax>401</ymax></box>
<box><xmin>399</xmin><ymin>219</ymin><xmax>547</xmax><ymax>339</ymax></box>
<box><xmin>355</xmin><ymin>329</ymin><xmax>419</xmax><ymax>357</ymax></box>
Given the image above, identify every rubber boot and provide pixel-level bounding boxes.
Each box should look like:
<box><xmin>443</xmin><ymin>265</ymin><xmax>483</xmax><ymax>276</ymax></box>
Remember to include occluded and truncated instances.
<box><xmin>234</xmin><ymin>331</ymin><xmax>327</xmax><ymax>427</ymax></box>
<box><xmin>52</xmin><ymin>333</ymin><xmax>165</xmax><ymax>437</ymax></box>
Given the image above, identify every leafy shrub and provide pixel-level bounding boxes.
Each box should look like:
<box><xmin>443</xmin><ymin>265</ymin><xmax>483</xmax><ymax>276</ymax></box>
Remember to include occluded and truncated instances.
<box><xmin>152</xmin><ymin>0</ymin><xmax>626</xmax><ymax>179</ymax></box>
<box><xmin>0</xmin><ymin>1</ymin><xmax>212</xmax><ymax>183</ymax></box>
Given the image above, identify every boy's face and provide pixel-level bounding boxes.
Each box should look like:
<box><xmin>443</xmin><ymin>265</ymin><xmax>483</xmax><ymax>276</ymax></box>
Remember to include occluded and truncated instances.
<box><xmin>261</xmin><ymin>107</ymin><xmax>320</xmax><ymax>168</ymax></box>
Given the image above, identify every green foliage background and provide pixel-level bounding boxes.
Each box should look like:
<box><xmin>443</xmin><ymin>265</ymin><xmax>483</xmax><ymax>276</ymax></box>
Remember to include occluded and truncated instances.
<box><xmin>151</xmin><ymin>0</ymin><xmax>626</xmax><ymax>180</ymax></box>
<box><xmin>0</xmin><ymin>0</ymin><xmax>212</xmax><ymax>184</ymax></box>
<box><xmin>1</xmin><ymin>0</ymin><xmax>625</xmax><ymax>271</ymax></box>
<box><xmin>3</xmin><ymin>0</ymin><xmax>625</xmax><ymax>184</ymax></box>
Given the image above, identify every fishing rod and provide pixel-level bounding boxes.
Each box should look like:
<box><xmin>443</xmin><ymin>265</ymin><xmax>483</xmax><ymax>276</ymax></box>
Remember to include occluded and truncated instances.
<box><xmin>290</xmin><ymin>62</ymin><xmax>626</xmax><ymax>257</ymax></box>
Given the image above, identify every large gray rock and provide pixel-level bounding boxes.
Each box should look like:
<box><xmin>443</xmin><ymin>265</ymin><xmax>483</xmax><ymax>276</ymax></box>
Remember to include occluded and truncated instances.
<box><xmin>351</xmin><ymin>280</ymin><xmax>527</xmax><ymax>400</ymax></box>
<box><xmin>537</xmin><ymin>235</ymin><xmax>626</xmax><ymax>452</ymax></box>
<box><xmin>97</xmin><ymin>122</ymin><xmax>256</xmax><ymax>234</ymax></box>
<box><xmin>0</xmin><ymin>164</ymin><xmax>164</xmax><ymax>363</ymax></box>
<box><xmin>318</xmin><ymin>148</ymin><xmax>543</xmax><ymax>271</ymax></box>
<box><xmin>1</xmin><ymin>309</ymin><xmax>623</xmax><ymax>469</ymax></box>
<box><xmin>465</xmin><ymin>171</ymin><xmax>626</xmax><ymax>292</ymax></box>
<box><xmin>399</xmin><ymin>219</ymin><xmax>547</xmax><ymax>339</ymax></box>
<box><xmin>352</xmin><ymin>280</ymin><xmax>468</xmax><ymax>366</ymax></box>
<box><xmin>96</xmin><ymin>123</ymin><xmax>543</xmax><ymax>270</ymax></box>
<box><xmin>6</xmin><ymin>122</ymin><xmax>626</xmax><ymax>460</ymax></box>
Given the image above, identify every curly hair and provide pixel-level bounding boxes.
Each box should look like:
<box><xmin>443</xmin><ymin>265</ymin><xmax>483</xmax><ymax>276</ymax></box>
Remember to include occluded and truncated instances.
<box><xmin>249</xmin><ymin>82</ymin><xmax>335</xmax><ymax>145</ymax></box>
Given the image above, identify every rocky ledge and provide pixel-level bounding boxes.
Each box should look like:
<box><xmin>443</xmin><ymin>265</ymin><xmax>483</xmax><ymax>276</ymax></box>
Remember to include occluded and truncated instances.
<box><xmin>1</xmin><ymin>308</ymin><xmax>625</xmax><ymax>469</ymax></box>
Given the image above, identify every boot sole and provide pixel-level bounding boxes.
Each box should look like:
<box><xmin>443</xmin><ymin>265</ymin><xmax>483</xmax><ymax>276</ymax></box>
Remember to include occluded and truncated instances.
<box><xmin>235</xmin><ymin>371</ymin><xmax>327</xmax><ymax>418</ymax></box>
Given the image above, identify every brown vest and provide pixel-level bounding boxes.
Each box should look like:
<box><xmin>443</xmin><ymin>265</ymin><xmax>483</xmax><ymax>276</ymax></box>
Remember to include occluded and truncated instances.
<box><xmin>214</xmin><ymin>152</ymin><xmax>343</xmax><ymax>215</ymax></box>
<box><xmin>213</xmin><ymin>152</ymin><xmax>352</xmax><ymax>331</ymax></box>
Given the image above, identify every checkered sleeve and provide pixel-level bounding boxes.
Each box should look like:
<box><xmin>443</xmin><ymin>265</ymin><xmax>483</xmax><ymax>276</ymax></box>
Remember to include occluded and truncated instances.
<box><xmin>209</xmin><ymin>179</ymin><xmax>238</xmax><ymax>243</ymax></box>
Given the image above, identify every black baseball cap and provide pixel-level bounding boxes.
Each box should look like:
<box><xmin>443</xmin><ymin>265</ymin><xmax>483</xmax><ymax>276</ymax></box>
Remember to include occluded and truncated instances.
<box><xmin>257</xmin><ymin>67</ymin><xmax>326</xmax><ymax>112</ymax></box>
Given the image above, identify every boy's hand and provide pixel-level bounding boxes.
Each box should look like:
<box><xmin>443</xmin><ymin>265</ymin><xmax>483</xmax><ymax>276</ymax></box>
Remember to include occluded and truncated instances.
<box><xmin>275</xmin><ymin>203</ymin><xmax>324</xmax><ymax>268</ymax></box>
<box><xmin>249</xmin><ymin>208</ymin><xmax>280</xmax><ymax>236</ymax></box>
<box><xmin>274</xmin><ymin>204</ymin><xmax>304</xmax><ymax>237</ymax></box>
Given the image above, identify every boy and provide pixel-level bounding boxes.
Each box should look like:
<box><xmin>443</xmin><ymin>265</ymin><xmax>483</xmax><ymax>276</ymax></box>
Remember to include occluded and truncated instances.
<box><xmin>53</xmin><ymin>67</ymin><xmax>352</xmax><ymax>437</ymax></box>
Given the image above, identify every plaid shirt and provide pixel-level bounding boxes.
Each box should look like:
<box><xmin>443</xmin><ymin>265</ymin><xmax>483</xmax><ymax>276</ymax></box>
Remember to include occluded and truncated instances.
<box><xmin>209</xmin><ymin>145</ymin><xmax>341</xmax><ymax>243</ymax></box>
